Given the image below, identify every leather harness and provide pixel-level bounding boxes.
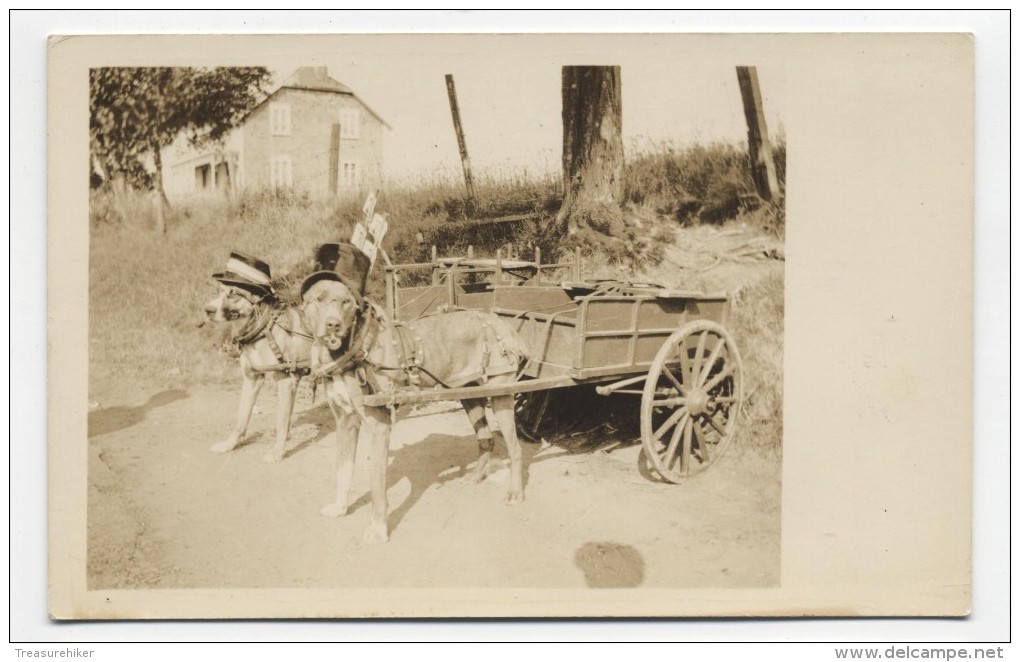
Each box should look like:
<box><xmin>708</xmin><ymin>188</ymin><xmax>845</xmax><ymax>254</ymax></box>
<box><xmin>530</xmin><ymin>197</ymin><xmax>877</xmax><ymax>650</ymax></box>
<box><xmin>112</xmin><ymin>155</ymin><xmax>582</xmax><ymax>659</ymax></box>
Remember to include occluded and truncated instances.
<box><xmin>314</xmin><ymin>305</ymin><xmax>513</xmax><ymax>395</ymax></box>
<box><xmin>227</xmin><ymin>302</ymin><xmax>313</xmax><ymax>376</ymax></box>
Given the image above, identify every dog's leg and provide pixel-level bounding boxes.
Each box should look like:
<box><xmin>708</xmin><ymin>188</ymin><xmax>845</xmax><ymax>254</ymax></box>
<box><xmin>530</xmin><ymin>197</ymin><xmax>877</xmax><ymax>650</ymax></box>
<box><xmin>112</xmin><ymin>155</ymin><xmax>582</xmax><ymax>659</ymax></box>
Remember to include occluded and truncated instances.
<box><xmin>491</xmin><ymin>394</ymin><xmax>525</xmax><ymax>505</ymax></box>
<box><xmin>264</xmin><ymin>374</ymin><xmax>298</xmax><ymax>463</ymax></box>
<box><xmin>462</xmin><ymin>397</ymin><xmax>494</xmax><ymax>483</ymax></box>
<box><xmin>320</xmin><ymin>403</ymin><xmax>361</xmax><ymax>518</ymax></box>
<box><xmin>212</xmin><ymin>368</ymin><xmax>264</xmax><ymax>453</ymax></box>
<box><xmin>361</xmin><ymin>406</ymin><xmax>392</xmax><ymax>543</ymax></box>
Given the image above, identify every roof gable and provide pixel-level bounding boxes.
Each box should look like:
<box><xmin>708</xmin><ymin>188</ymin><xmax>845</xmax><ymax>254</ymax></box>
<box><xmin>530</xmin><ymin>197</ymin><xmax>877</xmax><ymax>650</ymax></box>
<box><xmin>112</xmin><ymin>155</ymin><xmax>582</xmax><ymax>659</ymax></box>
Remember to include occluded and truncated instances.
<box><xmin>252</xmin><ymin>66</ymin><xmax>390</xmax><ymax>129</ymax></box>
<box><xmin>282</xmin><ymin>66</ymin><xmax>353</xmax><ymax>94</ymax></box>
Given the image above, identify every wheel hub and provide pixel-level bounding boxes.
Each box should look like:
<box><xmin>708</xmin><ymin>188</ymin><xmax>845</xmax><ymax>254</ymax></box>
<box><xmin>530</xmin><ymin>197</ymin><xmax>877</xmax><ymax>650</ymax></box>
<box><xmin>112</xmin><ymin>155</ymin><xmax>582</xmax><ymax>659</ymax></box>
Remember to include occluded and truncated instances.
<box><xmin>686</xmin><ymin>388</ymin><xmax>709</xmax><ymax>416</ymax></box>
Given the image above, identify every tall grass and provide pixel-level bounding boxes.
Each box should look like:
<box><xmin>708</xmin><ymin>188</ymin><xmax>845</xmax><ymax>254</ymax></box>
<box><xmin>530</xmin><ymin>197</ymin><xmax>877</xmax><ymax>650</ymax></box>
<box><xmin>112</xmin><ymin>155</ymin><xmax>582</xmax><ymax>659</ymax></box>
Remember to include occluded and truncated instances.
<box><xmin>728</xmin><ymin>270</ymin><xmax>784</xmax><ymax>459</ymax></box>
<box><xmin>625</xmin><ymin>138</ymin><xmax>786</xmax><ymax>235</ymax></box>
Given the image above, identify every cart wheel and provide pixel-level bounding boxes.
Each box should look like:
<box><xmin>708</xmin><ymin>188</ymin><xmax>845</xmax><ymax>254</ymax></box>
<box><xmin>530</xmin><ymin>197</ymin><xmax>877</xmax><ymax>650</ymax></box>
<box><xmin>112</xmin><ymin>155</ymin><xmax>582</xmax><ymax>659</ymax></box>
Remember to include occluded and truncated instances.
<box><xmin>640</xmin><ymin>320</ymin><xmax>743</xmax><ymax>483</ymax></box>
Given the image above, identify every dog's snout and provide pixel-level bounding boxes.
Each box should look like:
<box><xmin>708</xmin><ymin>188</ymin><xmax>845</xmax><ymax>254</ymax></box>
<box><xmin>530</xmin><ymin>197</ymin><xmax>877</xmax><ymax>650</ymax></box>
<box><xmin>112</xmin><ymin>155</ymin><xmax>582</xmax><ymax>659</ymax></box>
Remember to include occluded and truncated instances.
<box><xmin>324</xmin><ymin>316</ymin><xmax>342</xmax><ymax>333</ymax></box>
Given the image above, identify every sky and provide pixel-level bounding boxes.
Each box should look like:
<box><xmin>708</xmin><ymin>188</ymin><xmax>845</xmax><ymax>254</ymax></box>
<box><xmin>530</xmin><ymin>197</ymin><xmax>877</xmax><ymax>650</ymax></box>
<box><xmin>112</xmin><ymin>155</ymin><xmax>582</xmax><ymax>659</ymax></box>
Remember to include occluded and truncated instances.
<box><xmin>254</xmin><ymin>34</ymin><xmax>785</xmax><ymax>184</ymax></box>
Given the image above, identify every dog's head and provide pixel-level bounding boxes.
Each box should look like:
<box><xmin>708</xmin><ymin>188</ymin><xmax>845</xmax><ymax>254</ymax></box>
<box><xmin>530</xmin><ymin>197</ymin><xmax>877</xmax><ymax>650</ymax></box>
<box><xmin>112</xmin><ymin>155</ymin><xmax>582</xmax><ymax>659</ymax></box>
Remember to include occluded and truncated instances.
<box><xmin>301</xmin><ymin>278</ymin><xmax>360</xmax><ymax>352</ymax></box>
<box><xmin>203</xmin><ymin>284</ymin><xmax>260</xmax><ymax>323</ymax></box>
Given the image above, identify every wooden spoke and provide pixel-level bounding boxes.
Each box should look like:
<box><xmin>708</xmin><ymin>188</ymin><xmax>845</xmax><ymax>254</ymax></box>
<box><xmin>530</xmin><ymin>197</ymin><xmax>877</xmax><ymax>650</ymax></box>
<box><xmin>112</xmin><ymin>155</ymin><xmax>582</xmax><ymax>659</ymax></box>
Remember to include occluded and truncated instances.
<box><xmin>691</xmin><ymin>330</ymin><xmax>709</xmax><ymax>387</ymax></box>
<box><xmin>653</xmin><ymin>406</ymin><xmax>688</xmax><ymax>442</ymax></box>
<box><xmin>697</xmin><ymin>336</ymin><xmax>727</xmax><ymax>387</ymax></box>
<box><xmin>694</xmin><ymin>420</ymin><xmax>710</xmax><ymax>463</ymax></box>
<box><xmin>679</xmin><ymin>416</ymin><xmax>692</xmax><ymax>476</ymax></box>
<box><xmin>676</xmin><ymin>335</ymin><xmax>693</xmax><ymax>388</ymax></box>
<box><xmin>702</xmin><ymin>365</ymin><xmax>735</xmax><ymax>394</ymax></box>
<box><xmin>662</xmin><ymin>363</ymin><xmax>686</xmax><ymax>395</ymax></box>
<box><xmin>662</xmin><ymin>412</ymin><xmax>688</xmax><ymax>469</ymax></box>
<box><xmin>529</xmin><ymin>390</ymin><xmax>551</xmax><ymax>436</ymax></box>
<box><xmin>707</xmin><ymin>413</ymin><xmax>728</xmax><ymax>437</ymax></box>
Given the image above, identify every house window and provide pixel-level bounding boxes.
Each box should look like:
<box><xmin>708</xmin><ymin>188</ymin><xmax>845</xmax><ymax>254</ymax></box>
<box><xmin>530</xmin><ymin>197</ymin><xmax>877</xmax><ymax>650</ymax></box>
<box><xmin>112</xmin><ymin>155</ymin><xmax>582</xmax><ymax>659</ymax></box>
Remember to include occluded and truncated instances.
<box><xmin>341</xmin><ymin>161</ymin><xmax>358</xmax><ymax>190</ymax></box>
<box><xmin>195</xmin><ymin>164</ymin><xmax>211</xmax><ymax>190</ymax></box>
<box><xmin>270</xmin><ymin>103</ymin><xmax>291</xmax><ymax>136</ymax></box>
<box><xmin>339</xmin><ymin>108</ymin><xmax>360</xmax><ymax>139</ymax></box>
<box><xmin>270</xmin><ymin>155</ymin><xmax>293</xmax><ymax>188</ymax></box>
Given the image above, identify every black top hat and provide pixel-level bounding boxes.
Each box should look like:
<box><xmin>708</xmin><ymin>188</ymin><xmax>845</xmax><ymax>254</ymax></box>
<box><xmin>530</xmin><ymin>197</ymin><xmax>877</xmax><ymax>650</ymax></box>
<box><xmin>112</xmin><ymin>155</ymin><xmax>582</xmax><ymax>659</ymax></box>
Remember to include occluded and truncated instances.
<box><xmin>212</xmin><ymin>251</ymin><xmax>274</xmax><ymax>297</ymax></box>
<box><xmin>301</xmin><ymin>243</ymin><xmax>371</xmax><ymax>299</ymax></box>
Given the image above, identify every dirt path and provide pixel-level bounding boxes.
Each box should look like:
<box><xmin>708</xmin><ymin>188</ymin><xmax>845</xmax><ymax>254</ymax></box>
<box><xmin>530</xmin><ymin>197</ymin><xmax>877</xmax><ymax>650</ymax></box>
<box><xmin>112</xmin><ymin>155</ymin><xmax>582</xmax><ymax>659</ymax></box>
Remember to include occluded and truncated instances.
<box><xmin>87</xmin><ymin>379</ymin><xmax>780</xmax><ymax>591</ymax></box>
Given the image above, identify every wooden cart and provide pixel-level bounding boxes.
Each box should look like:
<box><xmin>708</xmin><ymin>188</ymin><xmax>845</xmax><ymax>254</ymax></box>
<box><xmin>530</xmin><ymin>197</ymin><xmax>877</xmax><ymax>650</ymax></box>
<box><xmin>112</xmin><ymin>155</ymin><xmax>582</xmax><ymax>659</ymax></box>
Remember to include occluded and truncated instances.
<box><xmin>366</xmin><ymin>249</ymin><xmax>744</xmax><ymax>484</ymax></box>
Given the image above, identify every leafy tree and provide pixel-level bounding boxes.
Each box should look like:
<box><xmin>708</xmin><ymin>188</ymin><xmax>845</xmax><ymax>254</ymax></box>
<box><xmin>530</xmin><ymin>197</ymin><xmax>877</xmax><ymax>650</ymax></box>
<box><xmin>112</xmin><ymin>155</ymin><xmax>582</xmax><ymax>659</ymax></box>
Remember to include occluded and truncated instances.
<box><xmin>90</xmin><ymin>66</ymin><xmax>271</xmax><ymax>231</ymax></box>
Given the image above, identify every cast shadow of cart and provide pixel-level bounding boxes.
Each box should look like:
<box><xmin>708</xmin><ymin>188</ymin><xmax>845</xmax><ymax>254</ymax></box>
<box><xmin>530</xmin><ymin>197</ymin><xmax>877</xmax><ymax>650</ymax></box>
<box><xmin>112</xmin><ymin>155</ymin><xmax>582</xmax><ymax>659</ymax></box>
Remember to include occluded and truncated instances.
<box><xmin>344</xmin><ymin>429</ymin><xmax>564</xmax><ymax>537</ymax></box>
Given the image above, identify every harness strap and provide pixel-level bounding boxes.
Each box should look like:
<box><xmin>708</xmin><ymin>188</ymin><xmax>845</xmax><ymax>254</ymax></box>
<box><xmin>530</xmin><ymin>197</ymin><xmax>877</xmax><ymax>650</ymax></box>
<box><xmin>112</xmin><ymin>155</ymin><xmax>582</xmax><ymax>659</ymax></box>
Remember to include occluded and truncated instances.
<box><xmin>315</xmin><ymin>307</ymin><xmax>521</xmax><ymax>392</ymax></box>
<box><xmin>230</xmin><ymin>305</ymin><xmax>311</xmax><ymax>376</ymax></box>
<box><xmin>264</xmin><ymin>322</ymin><xmax>287</xmax><ymax>365</ymax></box>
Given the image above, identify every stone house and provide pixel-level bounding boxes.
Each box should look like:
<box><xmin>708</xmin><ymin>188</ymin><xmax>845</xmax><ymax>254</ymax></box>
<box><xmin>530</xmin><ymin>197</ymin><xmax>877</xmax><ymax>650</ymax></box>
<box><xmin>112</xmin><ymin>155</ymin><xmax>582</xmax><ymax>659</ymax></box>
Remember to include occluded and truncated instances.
<box><xmin>163</xmin><ymin>66</ymin><xmax>388</xmax><ymax>202</ymax></box>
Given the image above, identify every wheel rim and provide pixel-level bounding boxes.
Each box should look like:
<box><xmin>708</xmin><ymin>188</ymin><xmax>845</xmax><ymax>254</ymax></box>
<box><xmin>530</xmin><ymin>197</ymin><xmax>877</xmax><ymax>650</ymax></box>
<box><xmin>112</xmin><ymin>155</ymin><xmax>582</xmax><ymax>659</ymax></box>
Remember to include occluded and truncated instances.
<box><xmin>640</xmin><ymin>320</ymin><xmax>743</xmax><ymax>483</ymax></box>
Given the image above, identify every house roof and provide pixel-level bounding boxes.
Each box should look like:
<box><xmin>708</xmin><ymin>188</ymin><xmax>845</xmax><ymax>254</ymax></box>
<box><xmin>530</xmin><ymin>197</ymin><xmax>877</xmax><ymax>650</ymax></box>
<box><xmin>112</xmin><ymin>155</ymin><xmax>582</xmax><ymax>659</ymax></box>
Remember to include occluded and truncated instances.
<box><xmin>281</xmin><ymin>66</ymin><xmax>354</xmax><ymax>94</ymax></box>
<box><xmin>265</xmin><ymin>66</ymin><xmax>391</xmax><ymax>129</ymax></box>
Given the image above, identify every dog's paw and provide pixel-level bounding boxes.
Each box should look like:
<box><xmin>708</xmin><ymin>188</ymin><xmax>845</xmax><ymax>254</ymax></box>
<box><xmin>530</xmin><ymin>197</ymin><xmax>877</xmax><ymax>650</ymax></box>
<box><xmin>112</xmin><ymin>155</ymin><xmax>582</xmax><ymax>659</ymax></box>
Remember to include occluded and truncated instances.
<box><xmin>262</xmin><ymin>450</ymin><xmax>285</xmax><ymax>463</ymax></box>
<box><xmin>505</xmin><ymin>490</ymin><xmax>525</xmax><ymax>506</ymax></box>
<box><xmin>210</xmin><ymin>440</ymin><xmax>238</xmax><ymax>454</ymax></box>
<box><xmin>319</xmin><ymin>503</ymin><xmax>349</xmax><ymax>518</ymax></box>
<box><xmin>363</xmin><ymin>522</ymin><xmax>389</xmax><ymax>544</ymax></box>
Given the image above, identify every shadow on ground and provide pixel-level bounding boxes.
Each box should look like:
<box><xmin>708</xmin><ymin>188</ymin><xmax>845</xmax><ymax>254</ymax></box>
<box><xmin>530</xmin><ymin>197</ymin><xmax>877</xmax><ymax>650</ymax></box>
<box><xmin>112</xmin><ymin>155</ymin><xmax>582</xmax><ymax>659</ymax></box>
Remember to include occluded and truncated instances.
<box><xmin>88</xmin><ymin>390</ymin><xmax>189</xmax><ymax>438</ymax></box>
<box><xmin>341</xmin><ymin>429</ymin><xmax>577</xmax><ymax>538</ymax></box>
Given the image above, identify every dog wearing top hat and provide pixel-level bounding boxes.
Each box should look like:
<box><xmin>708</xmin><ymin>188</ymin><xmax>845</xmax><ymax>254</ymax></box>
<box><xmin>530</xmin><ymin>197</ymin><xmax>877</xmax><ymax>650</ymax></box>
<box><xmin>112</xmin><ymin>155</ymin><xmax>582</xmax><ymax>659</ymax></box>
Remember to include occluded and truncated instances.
<box><xmin>299</xmin><ymin>243</ymin><xmax>531</xmax><ymax>543</ymax></box>
<box><xmin>203</xmin><ymin>251</ymin><xmax>315</xmax><ymax>462</ymax></box>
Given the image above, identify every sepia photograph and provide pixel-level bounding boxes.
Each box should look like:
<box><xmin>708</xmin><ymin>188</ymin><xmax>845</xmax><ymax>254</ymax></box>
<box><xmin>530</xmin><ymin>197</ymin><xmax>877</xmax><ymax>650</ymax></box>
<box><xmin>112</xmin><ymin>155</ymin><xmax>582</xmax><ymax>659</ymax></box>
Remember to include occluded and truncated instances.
<box><xmin>85</xmin><ymin>40</ymin><xmax>784</xmax><ymax>593</ymax></box>
<box><xmin>43</xmin><ymin>28</ymin><xmax>979</xmax><ymax>623</ymax></box>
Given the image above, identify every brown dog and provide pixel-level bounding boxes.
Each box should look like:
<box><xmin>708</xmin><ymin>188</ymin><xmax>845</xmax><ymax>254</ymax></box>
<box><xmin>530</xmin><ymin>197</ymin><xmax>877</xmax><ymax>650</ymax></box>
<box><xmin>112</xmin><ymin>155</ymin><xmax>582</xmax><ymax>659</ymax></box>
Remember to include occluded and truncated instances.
<box><xmin>301</xmin><ymin>275</ymin><xmax>530</xmax><ymax>543</ymax></box>
<box><xmin>203</xmin><ymin>253</ymin><xmax>314</xmax><ymax>463</ymax></box>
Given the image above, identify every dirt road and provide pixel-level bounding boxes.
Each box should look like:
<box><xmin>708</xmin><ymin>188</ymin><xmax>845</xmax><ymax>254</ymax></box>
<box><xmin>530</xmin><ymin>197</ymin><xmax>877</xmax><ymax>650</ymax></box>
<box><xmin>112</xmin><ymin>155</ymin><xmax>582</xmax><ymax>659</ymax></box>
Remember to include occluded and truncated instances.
<box><xmin>87</xmin><ymin>379</ymin><xmax>780</xmax><ymax>591</ymax></box>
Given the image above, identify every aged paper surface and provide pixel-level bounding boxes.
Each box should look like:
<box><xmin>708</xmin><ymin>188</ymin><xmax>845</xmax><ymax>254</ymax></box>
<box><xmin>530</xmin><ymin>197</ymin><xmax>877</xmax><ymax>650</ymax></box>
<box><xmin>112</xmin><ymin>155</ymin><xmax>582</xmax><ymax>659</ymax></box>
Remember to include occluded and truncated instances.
<box><xmin>49</xmin><ymin>32</ymin><xmax>972</xmax><ymax>619</ymax></box>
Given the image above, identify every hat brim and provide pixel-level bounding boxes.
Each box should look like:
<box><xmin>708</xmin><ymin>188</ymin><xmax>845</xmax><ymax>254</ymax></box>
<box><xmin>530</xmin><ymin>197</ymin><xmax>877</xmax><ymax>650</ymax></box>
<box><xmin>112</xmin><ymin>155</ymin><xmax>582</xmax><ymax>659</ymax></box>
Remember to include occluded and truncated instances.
<box><xmin>212</xmin><ymin>273</ymin><xmax>273</xmax><ymax>297</ymax></box>
<box><xmin>300</xmin><ymin>270</ymin><xmax>364</xmax><ymax>301</ymax></box>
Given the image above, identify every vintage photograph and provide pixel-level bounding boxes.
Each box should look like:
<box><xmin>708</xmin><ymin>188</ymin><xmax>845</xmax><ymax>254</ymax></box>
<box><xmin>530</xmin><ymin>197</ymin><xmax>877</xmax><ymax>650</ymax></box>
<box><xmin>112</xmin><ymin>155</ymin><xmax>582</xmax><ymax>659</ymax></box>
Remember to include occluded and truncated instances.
<box><xmin>46</xmin><ymin>31</ymin><xmax>977</xmax><ymax>621</ymax></box>
<box><xmin>84</xmin><ymin>39</ymin><xmax>784</xmax><ymax>593</ymax></box>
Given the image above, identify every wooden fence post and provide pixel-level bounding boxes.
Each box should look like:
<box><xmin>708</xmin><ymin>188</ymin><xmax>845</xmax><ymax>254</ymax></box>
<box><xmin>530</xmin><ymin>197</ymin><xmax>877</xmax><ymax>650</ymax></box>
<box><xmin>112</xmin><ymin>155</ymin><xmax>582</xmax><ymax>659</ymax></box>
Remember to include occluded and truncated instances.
<box><xmin>735</xmin><ymin>66</ymin><xmax>779</xmax><ymax>201</ymax></box>
<box><xmin>445</xmin><ymin>74</ymin><xmax>477</xmax><ymax>214</ymax></box>
<box><xmin>329</xmin><ymin>123</ymin><xmax>341</xmax><ymax>196</ymax></box>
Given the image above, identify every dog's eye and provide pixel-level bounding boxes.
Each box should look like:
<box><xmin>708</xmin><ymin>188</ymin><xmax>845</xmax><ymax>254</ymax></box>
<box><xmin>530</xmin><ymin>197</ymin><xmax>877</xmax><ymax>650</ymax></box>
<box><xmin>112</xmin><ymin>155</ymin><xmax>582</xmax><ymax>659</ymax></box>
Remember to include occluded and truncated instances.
<box><xmin>342</xmin><ymin>299</ymin><xmax>353</xmax><ymax>309</ymax></box>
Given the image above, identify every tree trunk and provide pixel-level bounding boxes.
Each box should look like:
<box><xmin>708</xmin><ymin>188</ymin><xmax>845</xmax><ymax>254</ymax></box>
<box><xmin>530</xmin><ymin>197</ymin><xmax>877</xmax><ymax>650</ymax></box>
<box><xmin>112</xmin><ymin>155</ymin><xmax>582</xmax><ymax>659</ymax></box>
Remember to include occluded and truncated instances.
<box><xmin>553</xmin><ymin>66</ymin><xmax>625</xmax><ymax>236</ymax></box>
<box><xmin>150</xmin><ymin>141</ymin><xmax>169</xmax><ymax>234</ymax></box>
<box><xmin>109</xmin><ymin>174</ymin><xmax>130</xmax><ymax>226</ymax></box>
<box><xmin>97</xmin><ymin>155</ymin><xmax>131</xmax><ymax>226</ymax></box>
